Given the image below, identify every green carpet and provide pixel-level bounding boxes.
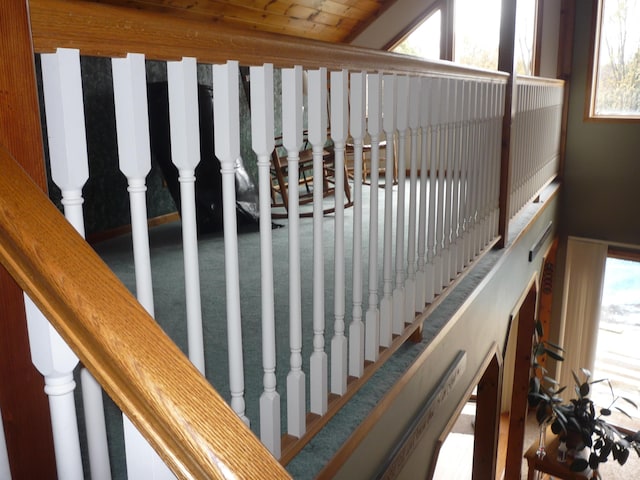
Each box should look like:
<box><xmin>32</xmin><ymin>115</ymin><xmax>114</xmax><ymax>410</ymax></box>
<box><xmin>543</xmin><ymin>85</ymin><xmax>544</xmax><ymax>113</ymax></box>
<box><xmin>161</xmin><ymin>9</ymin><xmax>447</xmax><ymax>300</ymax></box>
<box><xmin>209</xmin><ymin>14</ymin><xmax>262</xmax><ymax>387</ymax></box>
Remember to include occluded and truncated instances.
<box><xmin>84</xmin><ymin>180</ymin><xmax>540</xmax><ymax>478</ymax></box>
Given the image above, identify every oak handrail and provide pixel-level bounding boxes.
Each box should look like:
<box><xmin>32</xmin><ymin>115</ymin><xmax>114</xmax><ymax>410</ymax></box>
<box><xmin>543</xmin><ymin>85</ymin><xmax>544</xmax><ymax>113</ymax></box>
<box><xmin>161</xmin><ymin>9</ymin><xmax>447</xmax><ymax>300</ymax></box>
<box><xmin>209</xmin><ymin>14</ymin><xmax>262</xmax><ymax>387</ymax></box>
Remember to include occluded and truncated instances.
<box><xmin>29</xmin><ymin>0</ymin><xmax>508</xmax><ymax>83</ymax></box>
<box><xmin>0</xmin><ymin>145</ymin><xmax>290</xmax><ymax>479</ymax></box>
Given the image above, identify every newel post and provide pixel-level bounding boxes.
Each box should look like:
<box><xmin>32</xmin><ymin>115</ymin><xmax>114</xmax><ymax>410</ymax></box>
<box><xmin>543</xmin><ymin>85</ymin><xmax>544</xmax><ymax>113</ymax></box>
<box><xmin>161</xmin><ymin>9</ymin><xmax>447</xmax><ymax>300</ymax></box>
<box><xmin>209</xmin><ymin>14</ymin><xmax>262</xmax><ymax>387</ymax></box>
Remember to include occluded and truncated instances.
<box><xmin>497</xmin><ymin>0</ymin><xmax>518</xmax><ymax>247</ymax></box>
<box><xmin>0</xmin><ymin>1</ymin><xmax>57</xmax><ymax>477</ymax></box>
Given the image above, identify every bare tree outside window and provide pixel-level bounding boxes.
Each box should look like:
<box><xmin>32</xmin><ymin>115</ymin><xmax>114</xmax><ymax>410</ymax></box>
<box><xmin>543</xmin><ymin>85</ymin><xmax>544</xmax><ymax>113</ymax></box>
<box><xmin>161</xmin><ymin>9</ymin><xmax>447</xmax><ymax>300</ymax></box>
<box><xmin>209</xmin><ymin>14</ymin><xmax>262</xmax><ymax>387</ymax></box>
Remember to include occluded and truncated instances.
<box><xmin>593</xmin><ymin>0</ymin><xmax>640</xmax><ymax>117</ymax></box>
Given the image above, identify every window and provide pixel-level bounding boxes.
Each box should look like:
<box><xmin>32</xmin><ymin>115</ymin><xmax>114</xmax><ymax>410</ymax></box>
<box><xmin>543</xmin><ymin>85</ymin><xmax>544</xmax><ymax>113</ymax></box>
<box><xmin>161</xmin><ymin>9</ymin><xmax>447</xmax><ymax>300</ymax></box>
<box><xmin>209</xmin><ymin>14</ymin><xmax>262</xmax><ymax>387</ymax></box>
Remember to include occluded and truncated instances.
<box><xmin>592</xmin><ymin>254</ymin><xmax>640</xmax><ymax>430</ymax></box>
<box><xmin>453</xmin><ymin>0</ymin><xmax>536</xmax><ymax>73</ymax></box>
<box><xmin>392</xmin><ymin>9</ymin><xmax>441</xmax><ymax>61</ymax></box>
<box><xmin>514</xmin><ymin>0</ymin><xmax>537</xmax><ymax>75</ymax></box>
<box><xmin>590</xmin><ymin>0</ymin><xmax>640</xmax><ymax>118</ymax></box>
<box><xmin>454</xmin><ymin>0</ymin><xmax>501</xmax><ymax>70</ymax></box>
<box><xmin>390</xmin><ymin>0</ymin><xmax>537</xmax><ymax>72</ymax></box>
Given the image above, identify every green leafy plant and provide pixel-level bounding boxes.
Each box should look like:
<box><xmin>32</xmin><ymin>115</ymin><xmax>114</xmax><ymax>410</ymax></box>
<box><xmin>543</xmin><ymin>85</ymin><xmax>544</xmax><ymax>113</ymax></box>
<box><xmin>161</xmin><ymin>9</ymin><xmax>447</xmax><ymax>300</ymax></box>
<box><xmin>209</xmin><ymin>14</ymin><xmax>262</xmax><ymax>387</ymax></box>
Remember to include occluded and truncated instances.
<box><xmin>527</xmin><ymin>321</ymin><xmax>640</xmax><ymax>476</ymax></box>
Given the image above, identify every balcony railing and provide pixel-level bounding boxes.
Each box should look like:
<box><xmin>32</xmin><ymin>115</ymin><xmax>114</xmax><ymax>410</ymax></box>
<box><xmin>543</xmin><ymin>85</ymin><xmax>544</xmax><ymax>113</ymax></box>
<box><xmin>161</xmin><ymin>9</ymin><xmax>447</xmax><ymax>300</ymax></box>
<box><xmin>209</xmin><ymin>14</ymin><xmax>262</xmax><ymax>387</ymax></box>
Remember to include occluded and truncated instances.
<box><xmin>0</xmin><ymin>0</ymin><xmax>564</xmax><ymax>477</ymax></box>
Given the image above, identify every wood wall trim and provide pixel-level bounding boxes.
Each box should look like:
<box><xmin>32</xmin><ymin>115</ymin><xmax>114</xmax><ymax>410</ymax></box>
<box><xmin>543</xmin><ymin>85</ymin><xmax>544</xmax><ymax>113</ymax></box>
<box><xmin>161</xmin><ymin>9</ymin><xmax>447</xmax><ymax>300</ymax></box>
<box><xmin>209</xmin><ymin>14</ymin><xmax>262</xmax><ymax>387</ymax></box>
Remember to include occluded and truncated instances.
<box><xmin>29</xmin><ymin>0</ymin><xmax>507</xmax><ymax>82</ymax></box>
<box><xmin>0</xmin><ymin>146</ymin><xmax>290</xmax><ymax>479</ymax></box>
<box><xmin>497</xmin><ymin>0</ymin><xmax>518</xmax><ymax>248</ymax></box>
<box><xmin>0</xmin><ymin>0</ymin><xmax>56</xmax><ymax>476</ymax></box>
<box><xmin>503</xmin><ymin>276</ymin><xmax>538</xmax><ymax>480</ymax></box>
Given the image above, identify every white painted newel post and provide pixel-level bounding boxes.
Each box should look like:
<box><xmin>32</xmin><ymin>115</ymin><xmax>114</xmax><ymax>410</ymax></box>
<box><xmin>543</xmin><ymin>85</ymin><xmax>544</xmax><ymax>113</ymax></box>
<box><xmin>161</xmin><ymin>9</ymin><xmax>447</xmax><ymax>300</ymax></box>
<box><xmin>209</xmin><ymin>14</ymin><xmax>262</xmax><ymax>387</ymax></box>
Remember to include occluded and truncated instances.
<box><xmin>212</xmin><ymin>60</ymin><xmax>250</xmax><ymax>426</ymax></box>
<box><xmin>282</xmin><ymin>65</ymin><xmax>306</xmax><ymax>437</ymax></box>
<box><xmin>167</xmin><ymin>57</ymin><xmax>205</xmax><ymax>374</ymax></box>
<box><xmin>37</xmin><ymin>47</ymin><xmax>87</xmax><ymax>480</ymax></box>
<box><xmin>365</xmin><ymin>73</ymin><xmax>382</xmax><ymax>362</ymax></box>
<box><xmin>349</xmin><ymin>71</ymin><xmax>366</xmax><ymax>378</ymax></box>
<box><xmin>112</xmin><ymin>52</ymin><xmax>175</xmax><ymax>479</ymax></box>
<box><xmin>250</xmin><ymin>63</ymin><xmax>281</xmax><ymax>457</ymax></box>
<box><xmin>330</xmin><ymin>69</ymin><xmax>349</xmax><ymax>396</ymax></box>
<box><xmin>307</xmin><ymin>68</ymin><xmax>328</xmax><ymax>415</ymax></box>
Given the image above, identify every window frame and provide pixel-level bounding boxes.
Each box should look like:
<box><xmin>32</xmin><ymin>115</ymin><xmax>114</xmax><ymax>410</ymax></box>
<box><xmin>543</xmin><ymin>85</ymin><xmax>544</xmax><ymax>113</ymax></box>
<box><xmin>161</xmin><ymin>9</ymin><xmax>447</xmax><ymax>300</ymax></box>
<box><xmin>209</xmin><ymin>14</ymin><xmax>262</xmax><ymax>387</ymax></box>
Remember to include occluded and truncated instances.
<box><xmin>384</xmin><ymin>0</ymin><xmax>451</xmax><ymax>61</ymax></box>
<box><xmin>585</xmin><ymin>0</ymin><xmax>640</xmax><ymax>122</ymax></box>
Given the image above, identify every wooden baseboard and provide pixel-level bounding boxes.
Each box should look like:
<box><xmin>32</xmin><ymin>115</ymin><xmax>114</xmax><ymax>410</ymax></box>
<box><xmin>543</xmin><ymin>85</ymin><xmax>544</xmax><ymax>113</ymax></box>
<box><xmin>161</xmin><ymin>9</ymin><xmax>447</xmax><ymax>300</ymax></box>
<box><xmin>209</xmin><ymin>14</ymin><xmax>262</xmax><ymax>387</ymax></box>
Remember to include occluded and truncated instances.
<box><xmin>87</xmin><ymin>212</ymin><xmax>180</xmax><ymax>245</ymax></box>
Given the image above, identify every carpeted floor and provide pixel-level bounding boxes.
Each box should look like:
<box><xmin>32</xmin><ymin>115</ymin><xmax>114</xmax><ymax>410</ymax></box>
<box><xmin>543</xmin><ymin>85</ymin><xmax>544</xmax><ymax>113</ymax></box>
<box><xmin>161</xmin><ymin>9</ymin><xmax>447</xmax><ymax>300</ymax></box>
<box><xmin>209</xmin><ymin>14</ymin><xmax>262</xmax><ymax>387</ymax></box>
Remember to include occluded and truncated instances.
<box><xmin>83</xmin><ymin>180</ymin><xmax>620</xmax><ymax>480</ymax></box>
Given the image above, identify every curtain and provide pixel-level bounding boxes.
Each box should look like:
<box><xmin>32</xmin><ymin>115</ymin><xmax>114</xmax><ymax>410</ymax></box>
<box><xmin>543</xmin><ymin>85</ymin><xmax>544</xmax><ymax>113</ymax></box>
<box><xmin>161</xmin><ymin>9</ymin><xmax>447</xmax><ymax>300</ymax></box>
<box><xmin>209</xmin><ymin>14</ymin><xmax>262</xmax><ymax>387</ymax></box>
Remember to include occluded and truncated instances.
<box><xmin>557</xmin><ymin>237</ymin><xmax>607</xmax><ymax>396</ymax></box>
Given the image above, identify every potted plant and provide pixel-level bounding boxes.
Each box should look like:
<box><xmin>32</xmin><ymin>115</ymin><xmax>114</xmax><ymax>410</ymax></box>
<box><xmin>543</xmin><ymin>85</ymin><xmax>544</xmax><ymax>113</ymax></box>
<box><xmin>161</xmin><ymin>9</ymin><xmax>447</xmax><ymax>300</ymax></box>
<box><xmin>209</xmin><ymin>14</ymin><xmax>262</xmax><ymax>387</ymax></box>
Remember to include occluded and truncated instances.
<box><xmin>528</xmin><ymin>321</ymin><xmax>640</xmax><ymax>478</ymax></box>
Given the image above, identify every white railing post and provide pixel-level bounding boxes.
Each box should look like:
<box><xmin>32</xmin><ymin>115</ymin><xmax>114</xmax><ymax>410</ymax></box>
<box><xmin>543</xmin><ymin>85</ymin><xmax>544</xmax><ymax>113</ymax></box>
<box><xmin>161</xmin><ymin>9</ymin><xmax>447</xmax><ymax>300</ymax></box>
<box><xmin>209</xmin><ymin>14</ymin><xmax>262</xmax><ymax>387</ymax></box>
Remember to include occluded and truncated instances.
<box><xmin>491</xmin><ymin>82</ymin><xmax>504</xmax><ymax>239</ymax></box>
<box><xmin>406</xmin><ymin>76</ymin><xmax>421</xmax><ymax>319</ymax></box>
<box><xmin>478</xmin><ymin>82</ymin><xmax>491</xmax><ymax>252</ymax></box>
<box><xmin>112</xmin><ymin>52</ymin><xmax>175</xmax><ymax>479</ymax></box>
<box><xmin>425</xmin><ymin>77</ymin><xmax>438</xmax><ymax>304</ymax></box>
<box><xmin>307</xmin><ymin>67</ymin><xmax>328</xmax><ymax>415</ymax></box>
<box><xmin>348</xmin><ymin>71</ymin><xmax>366</xmax><ymax>378</ymax></box>
<box><xmin>330</xmin><ymin>69</ymin><xmax>349</xmax><ymax>396</ymax></box>
<box><xmin>440</xmin><ymin>78</ymin><xmax>453</xmax><ymax>289</ymax></box>
<box><xmin>433</xmin><ymin>78</ymin><xmax>445</xmax><ymax>296</ymax></box>
<box><xmin>23</xmin><ymin>298</ymin><xmax>83</xmax><ymax>480</ymax></box>
<box><xmin>38</xmin><ymin>47</ymin><xmax>91</xmax><ymax>480</ymax></box>
<box><xmin>167</xmin><ymin>57</ymin><xmax>205</xmax><ymax>374</ymax></box>
<box><xmin>466</xmin><ymin>81</ymin><xmax>479</xmax><ymax>264</ymax></box>
<box><xmin>365</xmin><ymin>73</ymin><xmax>382</xmax><ymax>362</ymax></box>
<box><xmin>212</xmin><ymin>60</ymin><xmax>250</xmax><ymax>427</ymax></box>
<box><xmin>416</xmin><ymin>76</ymin><xmax>430</xmax><ymax>310</ymax></box>
<box><xmin>282</xmin><ymin>65</ymin><xmax>306</xmax><ymax>437</ymax></box>
<box><xmin>380</xmin><ymin>74</ymin><xmax>395</xmax><ymax>347</ymax></box>
<box><xmin>457</xmin><ymin>80</ymin><xmax>471</xmax><ymax>274</ymax></box>
<box><xmin>450</xmin><ymin>79</ymin><xmax>464</xmax><ymax>279</ymax></box>
<box><xmin>393</xmin><ymin>75</ymin><xmax>408</xmax><ymax>334</ymax></box>
<box><xmin>250</xmin><ymin>63</ymin><xmax>281</xmax><ymax>458</ymax></box>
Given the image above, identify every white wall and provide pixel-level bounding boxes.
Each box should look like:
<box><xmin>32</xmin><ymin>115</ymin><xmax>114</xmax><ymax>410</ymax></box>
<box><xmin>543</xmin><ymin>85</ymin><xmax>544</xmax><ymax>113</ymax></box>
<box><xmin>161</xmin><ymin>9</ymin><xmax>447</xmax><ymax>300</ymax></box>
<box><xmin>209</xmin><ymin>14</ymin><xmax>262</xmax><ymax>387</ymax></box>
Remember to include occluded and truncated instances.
<box><xmin>350</xmin><ymin>0</ymin><xmax>439</xmax><ymax>49</ymax></box>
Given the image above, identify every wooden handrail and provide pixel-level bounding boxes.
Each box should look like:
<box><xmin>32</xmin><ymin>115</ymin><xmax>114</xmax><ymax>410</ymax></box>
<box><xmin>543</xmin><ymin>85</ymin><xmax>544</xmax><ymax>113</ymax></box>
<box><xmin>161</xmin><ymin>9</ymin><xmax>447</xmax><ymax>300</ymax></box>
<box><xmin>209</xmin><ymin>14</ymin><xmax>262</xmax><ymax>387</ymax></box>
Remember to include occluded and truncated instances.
<box><xmin>0</xmin><ymin>145</ymin><xmax>290</xmax><ymax>479</ymax></box>
<box><xmin>30</xmin><ymin>0</ymin><xmax>508</xmax><ymax>82</ymax></box>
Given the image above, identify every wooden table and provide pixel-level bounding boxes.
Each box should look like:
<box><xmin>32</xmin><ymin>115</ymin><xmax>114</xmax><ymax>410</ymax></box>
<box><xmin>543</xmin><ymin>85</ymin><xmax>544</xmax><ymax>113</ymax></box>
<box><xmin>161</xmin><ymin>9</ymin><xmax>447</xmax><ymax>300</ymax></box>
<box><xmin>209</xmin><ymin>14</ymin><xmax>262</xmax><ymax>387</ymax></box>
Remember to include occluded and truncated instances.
<box><xmin>523</xmin><ymin>427</ymin><xmax>590</xmax><ymax>480</ymax></box>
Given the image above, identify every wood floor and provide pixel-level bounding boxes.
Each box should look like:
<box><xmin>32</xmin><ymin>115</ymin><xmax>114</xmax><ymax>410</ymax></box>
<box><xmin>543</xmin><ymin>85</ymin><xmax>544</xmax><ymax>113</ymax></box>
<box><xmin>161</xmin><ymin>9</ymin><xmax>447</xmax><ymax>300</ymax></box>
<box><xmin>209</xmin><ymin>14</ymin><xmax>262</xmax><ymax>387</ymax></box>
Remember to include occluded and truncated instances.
<box><xmin>432</xmin><ymin>405</ymin><xmax>537</xmax><ymax>480</ymax></box>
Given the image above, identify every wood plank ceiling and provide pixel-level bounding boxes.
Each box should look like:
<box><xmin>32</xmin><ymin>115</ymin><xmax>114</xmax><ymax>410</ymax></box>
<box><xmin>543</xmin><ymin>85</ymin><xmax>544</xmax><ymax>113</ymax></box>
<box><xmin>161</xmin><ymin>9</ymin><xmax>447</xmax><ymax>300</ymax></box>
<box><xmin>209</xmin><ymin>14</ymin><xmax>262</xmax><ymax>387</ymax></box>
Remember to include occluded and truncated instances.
<box><xmin>91</xmin><ymin>0</ymin><xmax>394</xmax><ymax>43</ymax></box>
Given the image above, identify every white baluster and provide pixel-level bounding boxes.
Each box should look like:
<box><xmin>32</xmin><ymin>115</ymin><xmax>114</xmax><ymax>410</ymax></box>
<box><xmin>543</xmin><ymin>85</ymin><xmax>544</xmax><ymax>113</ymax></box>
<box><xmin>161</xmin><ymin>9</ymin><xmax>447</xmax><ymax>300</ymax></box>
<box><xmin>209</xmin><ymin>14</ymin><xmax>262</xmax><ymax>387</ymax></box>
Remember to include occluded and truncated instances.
<box><xmin>492</xmin><ymin>83</ymin><xmax>505</xmax><ymax>238</ymax></box>
<box><xmin>330</xmin><ymin>69</ymin><xmax>348</xmax><ymax>396</ymax></box>
<box><xmin>466</xmin><ymin>82</ymin><xmax>479</xmax><ymax>264</ymax></box>
<box><xmin>457</xmin><ymin>80</ymin><xmax>471</xmax><ymax>274</ymax></box>
<box><xmin>167</xmin><ymin>57</ymin><xmax>205</xmax><ymax>374</ymax></box>
<box><xmin>25</xmin><ymin>298</ymin><xmax>83</xmax><ymax>479</ymax></box>
<box><xmin>433</xmin><ymin>78</ymin><xmax>445</xmax><ymax>296</ymax></box>
<box><xmin>365</xmin><ymin>73</ymin><xmax>382</xmax><ymax>362</ymax></box>
<box><xmin>112</xmin><ymin>52</ymin><xmax>175</xmax><ymax>479</ymax></box>
<box><xmin>282</xmin><ymin>65</ymin><xmax>306</xmax><ymax>437</ymax></box>
<box><xmin>348</xmin><ymin>71</ymin><xmax>366</xmax><ymax>378</ymax></box>
<box><xmin>307</xmin><ymin>68</ymin><xmax>328</xmax><ymax>415</ymax></box>
<box><xmin>440</xmin><ymin>78</ymin><xmax>453</xmax><ymax>289</ymax></box>
<box><xmin>450</xmin><ymin>79</ymin><xmax>463</xmax><ymax>279</ymax></box>
<box><xmin>0</xmin><ymin>408</ymin><xmax>10</xmax><ymax>479</ymax></box>
<box><xmin>250</xmin><ymin>64</ymin><xmax>281</xmax><ymax>457</ymax></box>
<box><xmin>406</xmin><ymin>76</ymin><xmax>420</xmax><ymax>319</ymax></box>
<box><xmin>424</xmin><ymin>77</ymin><xmax>438</xmax><ymax>304</ymax></box>
<box><xmin>478</xmin><ymin>82</ymin><xmax>490</xmax><ymax>252</ymax></box>
<box><xmin>380</xmin><ymin>74</ymin><xmax>395</xmax><ymax>347</ymax></box>
<box><xmin>392</xmin><ymin>75</ymin><xmax>408</xmax><ymax>334</ymax></box>
<box><xmin>39</xmin><ymin>47</ymin><xmax>89</xmax><ymax>480</ymax></box>
<box><xmin>212</xmin><ymin>61</ymin><xmax>250</xmax><ymax>427</ymax></box>
<box><xmin>415</xmin><ymin>76</ymin><xmax>430</xmax><ymax>311</ymax></box>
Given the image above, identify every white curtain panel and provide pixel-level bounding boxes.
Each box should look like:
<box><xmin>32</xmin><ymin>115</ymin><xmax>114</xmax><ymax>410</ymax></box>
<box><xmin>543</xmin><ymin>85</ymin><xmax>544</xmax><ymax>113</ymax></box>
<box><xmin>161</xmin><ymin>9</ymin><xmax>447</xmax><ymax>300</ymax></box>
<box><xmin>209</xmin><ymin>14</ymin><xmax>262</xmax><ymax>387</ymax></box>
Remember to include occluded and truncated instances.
<box><xmin>557</xmin><ymin>237</ymin><xmax>607</xmax><ymax>396</ymax></box>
